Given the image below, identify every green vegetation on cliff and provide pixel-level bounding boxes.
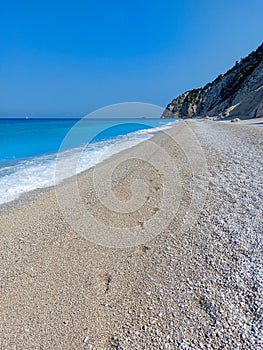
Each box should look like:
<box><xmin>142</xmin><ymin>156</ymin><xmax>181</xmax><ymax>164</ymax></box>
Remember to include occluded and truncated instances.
<box><xmin>162</xmin><ymin>43</ymin><xmax>263</xmax><ymax>119</ymax></box>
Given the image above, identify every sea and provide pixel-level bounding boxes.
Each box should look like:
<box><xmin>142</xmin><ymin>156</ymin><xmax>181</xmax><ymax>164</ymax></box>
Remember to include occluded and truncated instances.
<box><xmin>0</xmin><ymin>118</ymin><xmax>177</xmax><ymax>205</ymax></box>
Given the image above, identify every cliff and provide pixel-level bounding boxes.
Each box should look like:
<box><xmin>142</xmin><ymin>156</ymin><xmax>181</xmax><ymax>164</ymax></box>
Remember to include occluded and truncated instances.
<box><xmin>162</xmin><ymin>43</ymin><xmax>263</xmax><ymax>119</ymax></box>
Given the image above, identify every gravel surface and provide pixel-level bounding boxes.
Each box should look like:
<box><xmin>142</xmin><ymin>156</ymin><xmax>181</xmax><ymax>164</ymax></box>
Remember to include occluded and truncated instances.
<box><xmin>0</xmin><ymin>120</ymin><xmax>262</xmax><ymax>349</ymax></box>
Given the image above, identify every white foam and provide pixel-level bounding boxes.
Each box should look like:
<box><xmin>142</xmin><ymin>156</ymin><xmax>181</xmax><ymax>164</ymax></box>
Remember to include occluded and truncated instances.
<box><xmin>0</xmin><ymin>123</ymin><xmax>175</xmax><ymax>205</ymax></box>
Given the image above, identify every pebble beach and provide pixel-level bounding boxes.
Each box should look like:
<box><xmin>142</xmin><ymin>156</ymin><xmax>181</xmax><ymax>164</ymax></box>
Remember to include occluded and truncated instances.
<box><xmin>0</xmin><ymin>120</ymin><xmax>262</xmax><ymax>349</ymax></box>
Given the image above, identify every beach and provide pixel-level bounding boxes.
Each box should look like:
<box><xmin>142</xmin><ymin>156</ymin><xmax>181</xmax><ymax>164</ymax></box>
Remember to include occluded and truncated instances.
<box><xmin>0</xmin><ymin>120</ymin><xmax>262</xmax><ymax>349</ymax></box>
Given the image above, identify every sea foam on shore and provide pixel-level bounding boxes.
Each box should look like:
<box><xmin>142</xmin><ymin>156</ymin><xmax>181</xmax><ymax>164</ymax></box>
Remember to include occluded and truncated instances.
<box><xmin>0</xmin><ymin>122</ymin><xmax>175</xmax><ymax>205</ymax></box>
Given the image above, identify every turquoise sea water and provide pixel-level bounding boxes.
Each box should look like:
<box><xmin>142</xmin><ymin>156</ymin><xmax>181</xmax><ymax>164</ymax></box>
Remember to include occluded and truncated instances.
<box><xmin>0</xmin><ymin>118</ymin><xmax>177</xmax><ymax>204</ymax></box>
<box><xmin>0</xmin><ymin>118</ymin><xmax>168</xmax><ymax>162</ymax></box>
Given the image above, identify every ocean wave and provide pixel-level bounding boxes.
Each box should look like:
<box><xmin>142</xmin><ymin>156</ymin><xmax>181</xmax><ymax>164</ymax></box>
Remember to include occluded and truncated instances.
<box><xmin>0</xmin><ymin>122</ymin><xmax>175</xmax><ymax>205</ymax></box>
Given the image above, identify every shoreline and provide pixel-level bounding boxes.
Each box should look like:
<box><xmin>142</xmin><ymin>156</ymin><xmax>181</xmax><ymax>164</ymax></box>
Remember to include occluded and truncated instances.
<box><xmin>0</xmin><ymin>119</ymin><xmax>179</xmax><ymax>212</ymax></box>
<box><xmin>0</xmin><ymin>120</ymin><xmax>262</xmax><ymax>349</ymax></box>
<box><xmin>0</xmin><ymin>123</ymin><xmax>172</xmax><ymax>213</ymax></box>
<box><xmin>1</xmin><ymin>116</ymin><xmax>260</xmax><ymax>213</ymax></box>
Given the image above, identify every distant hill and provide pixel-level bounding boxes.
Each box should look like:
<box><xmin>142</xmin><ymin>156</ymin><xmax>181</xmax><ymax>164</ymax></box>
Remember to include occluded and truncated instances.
<box><xmin>162</xmin><ymin>43</ymin><xmax>263</xmax><ymax>119</ymax></box>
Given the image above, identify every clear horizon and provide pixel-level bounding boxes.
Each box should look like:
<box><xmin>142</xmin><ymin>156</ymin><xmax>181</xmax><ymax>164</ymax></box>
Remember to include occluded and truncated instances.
<box><xmin>1</xmin><ymin>0</ymin><xmax>263</xmax><ymax>118</ymax></box>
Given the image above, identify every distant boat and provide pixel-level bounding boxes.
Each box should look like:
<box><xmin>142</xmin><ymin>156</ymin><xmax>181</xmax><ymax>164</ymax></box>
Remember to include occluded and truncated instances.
<box><xmin>25</xmin><ymin>116</ymin><xmax>29</xmax><ymax>120</ymax></box>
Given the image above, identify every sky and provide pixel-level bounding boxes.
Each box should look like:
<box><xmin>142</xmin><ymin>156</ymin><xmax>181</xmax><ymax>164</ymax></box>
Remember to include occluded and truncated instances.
<box><xmin>0</xmin><ymin>0</ymin><xmax>263</xmax><ymax>118</ymax></box>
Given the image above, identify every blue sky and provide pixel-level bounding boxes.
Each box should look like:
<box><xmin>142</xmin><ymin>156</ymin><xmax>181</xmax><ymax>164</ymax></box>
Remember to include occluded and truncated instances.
<box><xmin>1</xmin><ymin>0</ymin><xmax>263</xmax><ymax>117</ymax></box>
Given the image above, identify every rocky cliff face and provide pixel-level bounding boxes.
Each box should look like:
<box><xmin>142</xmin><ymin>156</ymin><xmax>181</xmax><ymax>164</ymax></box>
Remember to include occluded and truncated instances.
<box><xmin>162</xmin><ymin>43</ymin><xmax>263</xmax><ymax>119</ymax></box>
